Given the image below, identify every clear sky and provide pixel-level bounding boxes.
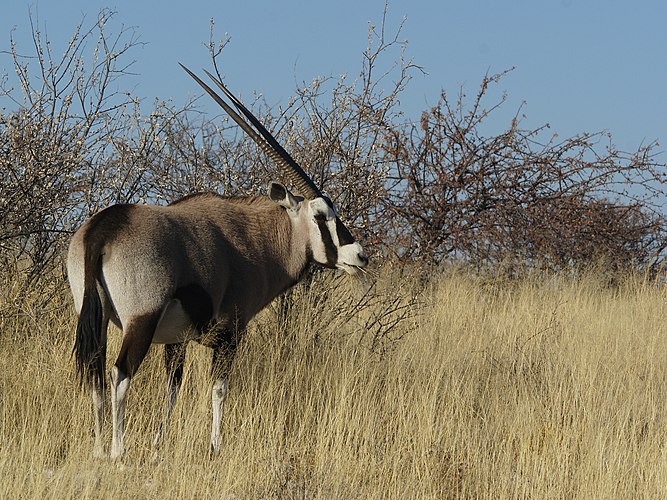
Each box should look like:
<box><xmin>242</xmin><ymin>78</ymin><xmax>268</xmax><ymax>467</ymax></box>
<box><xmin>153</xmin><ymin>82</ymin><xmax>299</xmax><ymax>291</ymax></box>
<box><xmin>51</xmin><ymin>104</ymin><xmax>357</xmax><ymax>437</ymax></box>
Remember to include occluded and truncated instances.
<box><xmin>1</xmin><ymin>0</ymin><xmax>666</xmax><ymax>158</ymax></box>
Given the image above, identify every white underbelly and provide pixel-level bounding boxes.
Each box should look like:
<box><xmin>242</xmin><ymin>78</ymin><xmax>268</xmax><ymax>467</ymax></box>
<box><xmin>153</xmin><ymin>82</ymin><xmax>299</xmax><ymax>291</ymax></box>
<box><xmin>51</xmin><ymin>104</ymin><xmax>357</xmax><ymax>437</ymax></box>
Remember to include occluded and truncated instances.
<box><xmin>152</xmin><ymin>298</ymin><xmax>201</xmax><ymax>344</ymax></box>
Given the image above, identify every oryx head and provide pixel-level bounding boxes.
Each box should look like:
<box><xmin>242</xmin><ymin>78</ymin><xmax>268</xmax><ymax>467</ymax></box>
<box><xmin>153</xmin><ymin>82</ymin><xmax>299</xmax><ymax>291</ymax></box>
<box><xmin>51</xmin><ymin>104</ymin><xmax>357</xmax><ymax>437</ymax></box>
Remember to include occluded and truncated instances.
<box><xmin>181</xmin><ymin>65</ymin><xmax>369</xmax><ymax>275</ymax></box>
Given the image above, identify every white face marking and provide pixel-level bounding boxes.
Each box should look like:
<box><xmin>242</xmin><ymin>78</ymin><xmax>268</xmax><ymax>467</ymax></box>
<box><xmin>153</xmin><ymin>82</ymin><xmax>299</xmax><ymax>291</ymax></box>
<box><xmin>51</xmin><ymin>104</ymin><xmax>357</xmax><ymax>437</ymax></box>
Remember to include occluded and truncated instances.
<box><xmin>308</xmin><ymin>198</ymin><xmax>335</xmax><ymax>220</ymax></box>
<box><xmin>304</xmin><ymin>198</ymin><xmax>337</xmax><ymax>267</ymax></box>
<box><xmin>304</xmin><ymin>197</ymin><xmax>368</xmax><ymax>274</ymax></box>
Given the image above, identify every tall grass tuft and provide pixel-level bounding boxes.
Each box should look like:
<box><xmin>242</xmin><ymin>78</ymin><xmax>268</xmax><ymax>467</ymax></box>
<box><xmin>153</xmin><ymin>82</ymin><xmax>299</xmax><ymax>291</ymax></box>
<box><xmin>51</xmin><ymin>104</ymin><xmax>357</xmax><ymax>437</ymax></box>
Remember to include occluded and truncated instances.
<box><xmin>1</xmin><ymin>268</ymin><xmax>665</xmax><ymax>498</ymax></box>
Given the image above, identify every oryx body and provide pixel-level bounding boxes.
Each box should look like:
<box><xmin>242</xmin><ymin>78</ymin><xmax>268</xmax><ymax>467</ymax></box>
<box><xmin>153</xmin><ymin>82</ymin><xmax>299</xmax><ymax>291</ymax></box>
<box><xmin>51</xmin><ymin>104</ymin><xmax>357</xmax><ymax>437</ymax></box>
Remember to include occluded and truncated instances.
<box><xmin>68</xmin><ymin>67</ymin><xmax>368</xmax><ymax>459</ymax></box>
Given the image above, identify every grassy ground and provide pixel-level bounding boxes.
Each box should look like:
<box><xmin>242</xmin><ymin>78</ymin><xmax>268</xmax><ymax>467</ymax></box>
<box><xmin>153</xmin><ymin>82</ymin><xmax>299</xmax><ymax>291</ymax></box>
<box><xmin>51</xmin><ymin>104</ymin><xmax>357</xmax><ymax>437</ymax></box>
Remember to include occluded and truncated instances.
<box><xmin>0</xmin><ymin>267</ymin><xmax>665</xmax><ymax>498</ymax></box>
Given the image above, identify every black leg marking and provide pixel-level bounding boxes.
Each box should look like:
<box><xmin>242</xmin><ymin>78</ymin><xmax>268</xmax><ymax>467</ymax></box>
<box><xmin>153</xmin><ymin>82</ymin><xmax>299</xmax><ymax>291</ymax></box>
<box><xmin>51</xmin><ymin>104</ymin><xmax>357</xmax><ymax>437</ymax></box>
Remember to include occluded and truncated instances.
<box><xmin>153</xmin><ymin>343</ymin><xmax>187</xmax><ymax>457</ymax></box>
<box><xmin>212</xmin><ymin>342</ymin><xmax>236</xmax><ymax>380</ymax></box>
<box><xmin>210</xmin><ymin>337</ymin><xmax>238</xmax><ymax>455</ymax></box>
<box><xmin>114</xmin><ymin>312</ymin><xmax>161</xmax><ymax>378</ymax></box>
<box><xmin>164</xmin><ymin>343</ymin><xmax>186</xmax><ymax>387</ymax></box>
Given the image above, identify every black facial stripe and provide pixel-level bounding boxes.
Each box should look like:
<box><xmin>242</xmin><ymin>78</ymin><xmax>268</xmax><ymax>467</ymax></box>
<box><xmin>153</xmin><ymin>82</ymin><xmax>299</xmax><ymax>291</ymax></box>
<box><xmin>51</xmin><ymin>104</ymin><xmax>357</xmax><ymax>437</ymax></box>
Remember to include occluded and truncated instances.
<box><xmin>335</xmin><ymin>217</ymin><xmax>355</xmax><ymax>246</ymax></box>
<box><xmin>316</xmin><ymin>219</ymin><xmax>338</xmax><ymax>266</ymax></box>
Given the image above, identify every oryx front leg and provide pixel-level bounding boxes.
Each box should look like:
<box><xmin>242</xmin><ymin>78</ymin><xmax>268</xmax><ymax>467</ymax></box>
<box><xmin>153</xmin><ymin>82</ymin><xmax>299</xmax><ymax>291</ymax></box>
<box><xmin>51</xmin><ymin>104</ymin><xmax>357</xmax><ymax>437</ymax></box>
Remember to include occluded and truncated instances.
<box><xmin>210</xmin><ymin>344</ymin><xmax>235</xmax><ymax>454</ymax></box>
<box><xmin>210</xmin><ymin>377</ymin><xmax>229</xmax><ymax>453</ymax></box>
<box><xmin>110</xmin><ymin>314</ymin><xmax>158</xmax><ymax>460</ymax></box>
<box><xmin>153</xmin><ymin>343</ymin><xmax>186</xmax><ymax>458</ymax></box>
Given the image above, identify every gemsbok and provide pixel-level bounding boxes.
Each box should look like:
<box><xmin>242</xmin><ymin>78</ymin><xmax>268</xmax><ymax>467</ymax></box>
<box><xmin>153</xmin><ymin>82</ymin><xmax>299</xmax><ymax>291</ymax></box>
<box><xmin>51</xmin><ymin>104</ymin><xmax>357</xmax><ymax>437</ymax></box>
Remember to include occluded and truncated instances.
<box><xmin>67</xmin><ymin>65</ymin><xmax>369</xmax><ymax>459</ymax></box>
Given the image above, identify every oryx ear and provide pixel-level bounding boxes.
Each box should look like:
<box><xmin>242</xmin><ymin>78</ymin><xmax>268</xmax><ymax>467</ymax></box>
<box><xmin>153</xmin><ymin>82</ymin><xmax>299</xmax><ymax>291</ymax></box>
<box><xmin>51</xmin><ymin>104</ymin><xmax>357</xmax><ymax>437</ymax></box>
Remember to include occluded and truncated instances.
<box><xmin>268</xmin><ymin>182</ymin><xmax>299</xmax><ymax>210</ymax></box>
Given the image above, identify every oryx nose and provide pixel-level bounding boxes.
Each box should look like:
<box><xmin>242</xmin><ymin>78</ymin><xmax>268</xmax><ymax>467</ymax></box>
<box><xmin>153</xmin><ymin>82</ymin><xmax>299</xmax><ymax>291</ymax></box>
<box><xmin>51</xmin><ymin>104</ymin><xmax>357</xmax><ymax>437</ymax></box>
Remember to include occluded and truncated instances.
<box><xmin>358</xmin><ymin>253</ymin><xmax>369</xmax><ymax>267</ymax></box>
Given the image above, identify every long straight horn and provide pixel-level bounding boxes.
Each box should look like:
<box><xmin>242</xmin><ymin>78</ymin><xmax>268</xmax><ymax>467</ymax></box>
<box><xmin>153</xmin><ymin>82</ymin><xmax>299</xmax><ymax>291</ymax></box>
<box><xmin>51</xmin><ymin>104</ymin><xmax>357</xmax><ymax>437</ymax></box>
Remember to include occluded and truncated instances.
<box><xmin>180</xmin><ymin>64</ymin><xmax>322</xmax><ymax>199</ymax></box>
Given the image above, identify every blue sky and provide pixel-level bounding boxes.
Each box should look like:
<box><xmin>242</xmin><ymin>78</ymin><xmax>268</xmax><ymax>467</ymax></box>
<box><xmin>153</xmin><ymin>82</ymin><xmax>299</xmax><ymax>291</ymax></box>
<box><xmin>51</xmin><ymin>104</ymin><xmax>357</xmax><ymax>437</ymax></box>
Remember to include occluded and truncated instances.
<box><xmin>1</xmin><ymin>0</ymin><xmax>666</xmax><ymax>158</ymax></box>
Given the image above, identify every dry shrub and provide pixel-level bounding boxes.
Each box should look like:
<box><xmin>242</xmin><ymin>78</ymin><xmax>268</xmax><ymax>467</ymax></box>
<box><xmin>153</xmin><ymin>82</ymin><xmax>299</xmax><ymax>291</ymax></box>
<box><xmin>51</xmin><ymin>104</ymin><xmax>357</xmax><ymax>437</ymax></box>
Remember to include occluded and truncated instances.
<box><xmin>381</xmin><ymin>69</ymin><xmax>666</xmax><ymax>270</ymax></box>
<box><xmin>2</xmin><ymin>9</ymin><xmax>663</xmax><ymax>287</ymax></box>
<box><xmin>1</xmin><ymin>267</ymin><xmax>666</xmax><ymax>497</ymax></box>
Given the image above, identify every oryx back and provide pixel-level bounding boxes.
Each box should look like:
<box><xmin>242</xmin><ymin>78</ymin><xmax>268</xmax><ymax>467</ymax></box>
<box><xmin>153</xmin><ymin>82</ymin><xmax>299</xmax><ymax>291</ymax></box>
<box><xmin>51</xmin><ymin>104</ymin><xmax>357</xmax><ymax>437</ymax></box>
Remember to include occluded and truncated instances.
<box><xmin>68</xmin><ymin>194</ymin><xmax>305</xmax><ymax>354</ymax></box>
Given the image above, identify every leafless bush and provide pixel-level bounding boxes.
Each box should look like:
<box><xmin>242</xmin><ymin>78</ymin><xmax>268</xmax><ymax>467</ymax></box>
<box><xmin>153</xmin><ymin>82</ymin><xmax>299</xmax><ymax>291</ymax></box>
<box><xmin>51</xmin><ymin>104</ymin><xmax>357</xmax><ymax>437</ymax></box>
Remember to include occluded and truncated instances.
<box><xmin>0</xmin><ymin>12</ymin><xmax>260</xmax><ymax>280</ymax></box>
<box><xmin>381</xmin><ymin>69</ymin><xmax>666</xmax><ymax>271</ymax></box>
<box><xmin>0</xmin><ymin>10</ymin><xmax>144</xmax><ymax>278</ymax></box>
<box><xmin>265</xmin><ymin>268</ymin><xmax>423</xmax><ymax>356</ymax></box>
<box><xmin>1</xmin><ymin>8</ymin><xmax>664</xmax><ymax>286</ymax></box>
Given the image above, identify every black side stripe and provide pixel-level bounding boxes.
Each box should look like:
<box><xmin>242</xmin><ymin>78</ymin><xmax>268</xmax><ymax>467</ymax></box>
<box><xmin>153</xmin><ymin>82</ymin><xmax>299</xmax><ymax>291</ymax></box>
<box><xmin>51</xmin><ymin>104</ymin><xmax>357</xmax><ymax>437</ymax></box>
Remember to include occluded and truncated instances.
<box><xmin>174</xmin><ymin>284</ymin><xmax>214</xmax><ymax>332</ymax></box>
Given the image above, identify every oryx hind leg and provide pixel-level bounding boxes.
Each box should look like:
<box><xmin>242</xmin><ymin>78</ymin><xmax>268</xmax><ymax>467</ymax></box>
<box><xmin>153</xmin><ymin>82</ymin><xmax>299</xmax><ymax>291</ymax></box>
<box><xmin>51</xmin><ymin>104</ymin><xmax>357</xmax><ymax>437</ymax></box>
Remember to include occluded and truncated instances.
<box><xmin>153</xmin><ymin>342</ymin><xmax>187</xmax><ymax>458</ymax></box>
<box><xmin>110</xmin><ymin>312</ymin><xmax>160</xmax><ymax>460</ymax></box>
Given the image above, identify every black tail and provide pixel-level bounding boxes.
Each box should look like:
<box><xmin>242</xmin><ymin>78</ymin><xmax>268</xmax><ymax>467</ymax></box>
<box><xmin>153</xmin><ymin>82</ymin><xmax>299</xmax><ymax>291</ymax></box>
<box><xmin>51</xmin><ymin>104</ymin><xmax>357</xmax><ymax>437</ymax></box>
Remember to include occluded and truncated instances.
<box><xmin>73</xmin><ymin>255</ymin><xmax>106</xmax><ymax>389</ymax></box>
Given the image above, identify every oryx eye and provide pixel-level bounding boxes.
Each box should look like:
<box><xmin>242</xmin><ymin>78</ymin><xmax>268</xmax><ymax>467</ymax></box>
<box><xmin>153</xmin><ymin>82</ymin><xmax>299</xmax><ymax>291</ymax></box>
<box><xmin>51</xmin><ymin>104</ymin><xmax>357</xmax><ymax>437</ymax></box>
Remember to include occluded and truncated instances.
<box><xmin>314</xmin><ymin>213</ymin><xmax>327</xmax><ymax>223</ymax></box>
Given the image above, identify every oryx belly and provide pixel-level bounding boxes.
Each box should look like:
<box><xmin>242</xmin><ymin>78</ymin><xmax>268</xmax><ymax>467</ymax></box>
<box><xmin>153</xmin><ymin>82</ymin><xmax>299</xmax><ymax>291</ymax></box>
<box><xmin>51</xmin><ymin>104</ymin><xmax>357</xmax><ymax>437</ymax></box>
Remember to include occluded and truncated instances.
<box><xmin>152</xmin><ymin>298</ymin><xmax>201</xmax><ymax>344</ymax></box>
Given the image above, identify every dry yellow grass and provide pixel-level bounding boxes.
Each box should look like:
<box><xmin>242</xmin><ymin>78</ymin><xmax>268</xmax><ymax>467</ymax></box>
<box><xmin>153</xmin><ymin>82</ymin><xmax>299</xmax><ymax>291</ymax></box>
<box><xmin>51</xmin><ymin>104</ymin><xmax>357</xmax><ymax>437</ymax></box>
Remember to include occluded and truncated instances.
<box><xmin>1</xmin><ymin>267</ymin><xmax>665</xmax><ymax>498</ymax></box>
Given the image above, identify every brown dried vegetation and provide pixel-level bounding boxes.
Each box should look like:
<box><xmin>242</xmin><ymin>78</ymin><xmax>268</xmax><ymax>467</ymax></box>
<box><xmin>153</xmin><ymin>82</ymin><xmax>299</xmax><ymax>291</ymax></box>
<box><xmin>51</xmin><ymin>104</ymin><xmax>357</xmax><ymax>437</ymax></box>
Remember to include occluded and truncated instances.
<box><xmin>1</xmin><ymin>10</ymin><xmax>665</xmax><ymax>282</ymax></box>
